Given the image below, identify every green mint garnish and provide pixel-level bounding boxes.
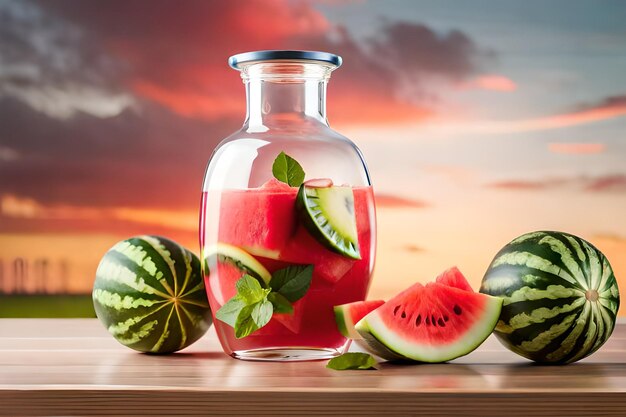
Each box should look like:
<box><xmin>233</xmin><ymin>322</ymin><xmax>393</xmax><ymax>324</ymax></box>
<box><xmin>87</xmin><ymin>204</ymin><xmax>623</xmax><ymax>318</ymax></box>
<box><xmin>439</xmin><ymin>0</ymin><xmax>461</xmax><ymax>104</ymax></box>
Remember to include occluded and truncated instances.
<box><xmin>215</xmin><ymin>265</ymin><xmax>313</xmax><ymax>338</ymax></box>
<box><xmin>268</xmin><ymin>292</ymin><xmax>294</xmax><ymax>314</ymax></box>
<box><xmin>251</xmin><ymin>299</ymin><xmax>273</xmax><ymax>328</ymax></box>
<box><xmin>269</xmin><ymin>265</ymin><xmax>313</xmax><ymax>302</ymax></box>
<box><xmin>326</xmin><ymin>353</ymin><xmax>378</xmax><ymax>370</ymax></box>
<box><xmin>214</xmin><ymin>296</ymin><xmax>247</xmax><ymax>327</ymax></box>
<box><xmin>234</xmin><ymin>304</ymin><xmax>260</xmax><ymax>339</ymax></box>
<box><xmin>272</xmin><ymin>151</ymin><xmax>305</xmax><ymax>187</ymax></box>
<box><xmin>236</xmin><ymin>275</ymin><xmax>269</xmax><ymax>303</ymax></box>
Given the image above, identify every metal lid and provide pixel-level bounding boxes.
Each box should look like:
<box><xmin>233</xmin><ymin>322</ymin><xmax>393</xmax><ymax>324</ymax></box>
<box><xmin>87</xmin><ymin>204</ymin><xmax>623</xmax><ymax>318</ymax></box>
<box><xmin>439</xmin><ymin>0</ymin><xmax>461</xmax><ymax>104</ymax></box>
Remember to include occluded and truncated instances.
<box><xmin>228</xmin><ymin>50</ymin><xmax>342</xmax><ymax>70</ymax></box>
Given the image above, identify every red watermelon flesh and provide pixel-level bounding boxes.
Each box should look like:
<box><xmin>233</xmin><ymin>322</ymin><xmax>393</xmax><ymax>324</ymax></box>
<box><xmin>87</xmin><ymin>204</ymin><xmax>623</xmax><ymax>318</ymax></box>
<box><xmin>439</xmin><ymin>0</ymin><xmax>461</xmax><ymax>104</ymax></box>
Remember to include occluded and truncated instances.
<box><xmin>436</xmin><ymin>267</ymin><xmax>474</xmax><ymax>292</ymax></box>
<box><xmin>355</xmin><ymin>280</ymin><xmax>502</xmax><ymax>362</ymax></box>
<box><xmin>205</xmin><ymin>259</ymin><xmax>241</xmax><ymax>306</ymax></box>
<box><xmin>218</xmin><ymin>179</ymin><xmax>297</xmax><ymax>255</ymax></box>
<box><xmin>279</xmin><ymin>226</ymin><xmax>355</xmax><ymax>284</ymax></box>
<box><xmin>253</xmin><ymin>298</ymin><xmax>305</xmax><ymax>336</ymax></box>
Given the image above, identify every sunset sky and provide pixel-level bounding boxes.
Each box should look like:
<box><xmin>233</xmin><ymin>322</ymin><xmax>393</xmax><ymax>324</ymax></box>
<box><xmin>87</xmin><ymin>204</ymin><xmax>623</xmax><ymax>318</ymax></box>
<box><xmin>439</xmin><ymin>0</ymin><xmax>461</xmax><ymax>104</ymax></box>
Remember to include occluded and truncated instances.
<box><xmin>1</xmin><ymin>1</ymin><xmax>625</xmax><ymax>309</ymax></box>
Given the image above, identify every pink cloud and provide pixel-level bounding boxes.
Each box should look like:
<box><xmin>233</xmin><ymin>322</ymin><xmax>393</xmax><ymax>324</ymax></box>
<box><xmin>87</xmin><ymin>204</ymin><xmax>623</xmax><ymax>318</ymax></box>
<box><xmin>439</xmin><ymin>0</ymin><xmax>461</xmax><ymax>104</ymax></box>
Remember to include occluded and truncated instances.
<box><xmin>585</xmin><ymin>175</ymin><xmax>626</xmax><ymax>192</ymax></box>
<box><xmin>466</xmin><ymin>74</ymin><xmax>517</xmax><ymax>92</ymax></box>
<box><xmin>375</xmin><ymin>194</ymin><xmax>429</xmax><ymax>208</ymax></box>
<box><xmin>487</xmin><ymin>179</ymin><xmax>567</xmax><ymax>190</ymax></box>
<box><xmin>488</xmin><ymin>174</ymin><xmax>626</xmax><ymax>193</ymax></box>
<box><xmin>548</xmin><ymin>143</ymin><xmax>606</xmax><ymax>155</ymax></box>
<box><xmin>441</xmin><ymin>94</ymin><xmax>626</xmax><ymax>135</ymax></box>
<box><xmin>403</xmin><ymin>244</ymin><xmax>426</xmax><ymax>253</ymax></box>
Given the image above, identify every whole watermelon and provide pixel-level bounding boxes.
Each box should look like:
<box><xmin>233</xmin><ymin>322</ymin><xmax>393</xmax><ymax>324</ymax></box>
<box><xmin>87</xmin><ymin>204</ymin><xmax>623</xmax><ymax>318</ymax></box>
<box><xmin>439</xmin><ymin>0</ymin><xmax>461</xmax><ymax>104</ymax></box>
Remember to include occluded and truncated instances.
<box><xmin>93</xmin><ymin>236</ymin><xmax>212</xmax><ymax>353</ymax></box>
<box><xmin>480</xmin><ymin>231</ymin><xmax>619</xmax><ymax>364</ymax></box>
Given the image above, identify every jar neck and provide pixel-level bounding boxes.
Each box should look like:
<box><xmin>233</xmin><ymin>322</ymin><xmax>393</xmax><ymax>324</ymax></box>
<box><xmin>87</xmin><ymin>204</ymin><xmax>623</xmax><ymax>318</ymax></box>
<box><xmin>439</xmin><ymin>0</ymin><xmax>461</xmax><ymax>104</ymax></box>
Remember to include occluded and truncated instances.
<box><xmin>241</xmin><ymin>62</ymin><xmax>333</xmax><ymax>131</ymax></box>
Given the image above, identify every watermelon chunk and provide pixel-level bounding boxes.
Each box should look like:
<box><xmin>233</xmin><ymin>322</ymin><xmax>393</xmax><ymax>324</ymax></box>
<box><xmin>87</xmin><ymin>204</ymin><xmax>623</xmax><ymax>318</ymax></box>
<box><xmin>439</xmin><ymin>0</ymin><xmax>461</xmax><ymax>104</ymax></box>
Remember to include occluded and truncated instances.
<box><xmin>436</xmin><ymin>266</ymin><xmax>474</xmax><ymax>292</ymax></box>
<box><xmin>356</xmin><ymin>271</ymin><xmax>502</xmax><ymax>363</ymax></box>
<box><xmin>274</xmin><ymin>298</ymin><xmax>305</xmax><ymax>334</ymax></box>
<box><xmin>334</xmin><ymin>300</ymin><xmax>385</xmax><ymax>339</ymax></box>
<box><xmin>218</xmin><ymin>179</ymin><xmax>297</xmax><ymax>255</ymax></box>
<box><xmin>279</xmin><ymin>226</ymin><xmax>355</xmax><ymax>284</ymax></box>
<box><xmin>217</xmin><ymin>180</ymin><xmax>373</xmax><ymax>285</ymax></box>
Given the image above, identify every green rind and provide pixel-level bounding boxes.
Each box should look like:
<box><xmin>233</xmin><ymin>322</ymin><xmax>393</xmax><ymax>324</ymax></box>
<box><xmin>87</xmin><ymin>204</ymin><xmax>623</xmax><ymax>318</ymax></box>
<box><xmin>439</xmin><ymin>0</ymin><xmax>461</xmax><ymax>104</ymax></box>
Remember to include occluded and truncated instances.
<box><xmin>296</xmin><ymin>184</ymin><xmax>361</xmax><ymax>260</ymax></box>
<box><xmin>333</xmin><ymin>305</ymin><xmax>359</xmax><ymax>339</ymax></box>
<box><xmin>203</xmin><ymin>243</ymin><xmax>271</xmax><ymax>285</ymax></box>
<box><xmin>354</xmin><ymin>324</ymin><xmax>407</xmax><ymax>362</ymax></box>
<box><xmin>355</xmin><ymin>294</ymin><xmax>502</xmax><ymax>363</ymax></box>
<box><xmin>93</xmin><ymin>235</ymin><xmax>212</xmax><ymax>354</ymax></box>
<box><xmin>480</xmin><ymin>230</ymin><xmax>620</xmax><ymax>364</ymax></box>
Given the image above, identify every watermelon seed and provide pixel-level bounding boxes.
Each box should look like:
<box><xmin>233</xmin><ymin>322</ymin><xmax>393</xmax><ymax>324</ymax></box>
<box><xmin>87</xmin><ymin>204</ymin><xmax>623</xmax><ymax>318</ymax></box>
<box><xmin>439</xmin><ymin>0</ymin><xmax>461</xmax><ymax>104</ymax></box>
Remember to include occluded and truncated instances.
<box><xmin>444</xmin><ymin>315</ymin><xmax>449</xmax><ymax>322</ymax></box>
<box><xmin>415</xmin><ymin>315</ymin><xmax>422</xmax><ymax>326</ymax></box>
<box><xmin>453</xmin><ymin>305</ymin><xmax>462</xmax><ymax>315</ymax></box>
<box><xmin>431</xmin><ymin>315</ymin><xmax>436</xmax><ymax>326</ymax></box>
<box><xmin>425</xmin><ymin>316</ymin><xmax>431</xmax><ymax>325</ymax></box>
<box><xmin>437</xmin><ymin>318</ymin><xmax>445</xmax><ymax>327</ymax></box>
<box><xmin>393</xmin><ymin>305</ymin><xmax>400</xmax><ymax>316</ymax></box>
<box><xmin>401</xmin><ymin>311</ymin><xmax>406</xmax><ymax>319</ymax></box>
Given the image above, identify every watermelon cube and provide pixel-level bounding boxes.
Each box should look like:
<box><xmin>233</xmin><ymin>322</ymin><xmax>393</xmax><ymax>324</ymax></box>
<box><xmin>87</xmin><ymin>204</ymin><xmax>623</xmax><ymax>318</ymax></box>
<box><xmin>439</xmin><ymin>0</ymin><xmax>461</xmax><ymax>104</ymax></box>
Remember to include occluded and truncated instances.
<box><xmin>218</xmin><ymin>179</ymin><xmax>297</xmax><ymax>254</ymax></box>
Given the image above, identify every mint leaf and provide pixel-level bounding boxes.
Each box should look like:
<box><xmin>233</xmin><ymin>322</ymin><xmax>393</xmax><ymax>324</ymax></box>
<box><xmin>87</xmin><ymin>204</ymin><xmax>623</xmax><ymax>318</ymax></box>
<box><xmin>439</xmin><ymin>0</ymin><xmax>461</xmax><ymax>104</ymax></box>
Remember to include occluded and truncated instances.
<box><xmin>270</xmin><ymin>265</ymin><xmax>313</xmax><ymax>302</ymax></box>
<box><xmin>217</xmin><ymin>275</ymin><xmax>273</xmax><ymax>337</ymax></box>
<box><xmin>252</xmin><ymin>299</ymin><xmax>273</xmax><ymax>328</ymax></box>
<box><xmin>234</xmin><ymin>304</ymin><xmax>259</xmax><ymax>339</ymax></box>
<box><xmin>272</xmin><ymin>151</ymin><xmax>305</xmax><ymax>187</ymax></box>
<box><xmin>234</xmin><ymin>299</ymin><xmax>274</xmax><ymax>339</ymax></box>
<box><xmin>268</xmin><ymin>292</ymin><xmax>294</xmax><ymax>314</ymax></box>
<box><xmin>236</xmin><ymin>275</ymin><xmax>269</xmax><ymax>304</ymax></box>
<box><xmin>215</xmin><ymin>295</ymin><xmax>246</xmax><ymax>327</ymax></box>
<box><xmin>326</xmin><ymin>353</ymin><xmax>378</xmax><ymax>370</ymax></box>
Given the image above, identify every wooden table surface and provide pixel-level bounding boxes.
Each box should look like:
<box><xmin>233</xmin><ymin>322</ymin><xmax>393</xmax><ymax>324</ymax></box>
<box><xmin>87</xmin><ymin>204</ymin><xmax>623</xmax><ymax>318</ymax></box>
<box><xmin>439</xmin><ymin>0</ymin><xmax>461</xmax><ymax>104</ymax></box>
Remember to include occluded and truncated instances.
<box><xmin>1</xmin><ymin>319</ymin><xmax>626</xmax><ymax>416</ymax></box>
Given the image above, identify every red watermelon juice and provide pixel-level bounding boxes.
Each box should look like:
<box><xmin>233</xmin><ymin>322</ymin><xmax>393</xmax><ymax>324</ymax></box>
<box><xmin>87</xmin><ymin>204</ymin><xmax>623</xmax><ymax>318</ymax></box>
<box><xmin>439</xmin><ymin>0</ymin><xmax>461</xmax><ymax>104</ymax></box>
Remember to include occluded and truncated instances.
<box><xmin>200</xmin><ymin>179</ymin><xmax>375</xmax><ymax>359</ymax></box>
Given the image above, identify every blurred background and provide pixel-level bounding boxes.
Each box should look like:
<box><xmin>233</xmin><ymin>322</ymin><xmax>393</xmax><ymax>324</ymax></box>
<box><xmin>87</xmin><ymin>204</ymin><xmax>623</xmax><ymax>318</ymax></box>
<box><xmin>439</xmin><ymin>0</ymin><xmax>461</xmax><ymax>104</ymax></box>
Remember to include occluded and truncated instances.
<box><xmin>1</xmin><ymin>0</ymin><xmax>625</xmax><ymax>317</ymax></box>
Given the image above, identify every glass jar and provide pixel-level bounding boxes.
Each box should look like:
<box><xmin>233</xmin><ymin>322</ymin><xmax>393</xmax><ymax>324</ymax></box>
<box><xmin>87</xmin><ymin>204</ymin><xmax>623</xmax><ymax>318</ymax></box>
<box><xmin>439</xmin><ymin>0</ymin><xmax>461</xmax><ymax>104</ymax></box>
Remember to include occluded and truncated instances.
<box><xmin>200</xmin><ymin>51</ymin><xmax>376</xmax><ymax>361</ymax></box>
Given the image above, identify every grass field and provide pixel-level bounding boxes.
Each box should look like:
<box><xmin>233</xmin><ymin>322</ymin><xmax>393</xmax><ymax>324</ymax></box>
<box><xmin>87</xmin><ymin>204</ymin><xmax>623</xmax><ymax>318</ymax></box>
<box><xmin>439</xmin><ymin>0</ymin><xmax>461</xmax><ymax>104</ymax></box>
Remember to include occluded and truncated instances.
<box><xmin>0</xmin><ymin>294</ymin><xmax>96</xmax><ymax>318</ymax></box>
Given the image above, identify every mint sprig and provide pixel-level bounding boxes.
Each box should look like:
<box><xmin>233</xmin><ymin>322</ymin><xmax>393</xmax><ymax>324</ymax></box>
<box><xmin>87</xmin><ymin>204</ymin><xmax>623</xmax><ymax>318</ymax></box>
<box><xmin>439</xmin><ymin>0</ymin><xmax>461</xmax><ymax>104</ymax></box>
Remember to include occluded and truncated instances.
<box><xmin>268</xmin><ymin>292</ymin><xmax>294</xmax><ymax>314</ymax></box>
<box><xmin>272</xmin><ymin>151</ymin><xmax>305</xmax><ymax>187</ymax></box>
<box><xmin>215</xmin><ymin>265</ymin><xmax>313</xmax><ymax>338</ymax></box>
<box><xmin>269</xmin><ymin>265</ymin><xmax>313</xmax><ymax>302</ymax></box>
<box><xmin>326</xmin><ymin>353</ymin><xmax>378</xmax><ymax>370</ymax></box>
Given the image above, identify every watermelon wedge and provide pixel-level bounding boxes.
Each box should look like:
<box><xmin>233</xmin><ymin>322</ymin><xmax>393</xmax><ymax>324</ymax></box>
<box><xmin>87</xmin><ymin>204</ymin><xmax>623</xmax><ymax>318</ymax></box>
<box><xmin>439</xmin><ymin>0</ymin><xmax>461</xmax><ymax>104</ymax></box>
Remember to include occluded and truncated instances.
<box><xmin>436</xmin><ymin>266</ymin><xmax>474</xmax><ymax>292</ymax></box>
<box><xmin>355</xmin><ymin>270</ymin><xmax>502</xmax><ymax>363</ymax></box>
<box><xmin>334</xmin><ymin>300</ymin><xmax>385</xmax><ymax>339</ymax></box>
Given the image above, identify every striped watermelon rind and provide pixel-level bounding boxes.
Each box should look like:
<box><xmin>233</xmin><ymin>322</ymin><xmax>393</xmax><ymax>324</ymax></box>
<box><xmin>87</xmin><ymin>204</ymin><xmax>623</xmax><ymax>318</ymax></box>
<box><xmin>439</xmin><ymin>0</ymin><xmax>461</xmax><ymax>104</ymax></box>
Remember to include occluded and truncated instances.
<box><xmin>203</xmin><ymin>243</ymin><xmax>271</xmax><ymax>286</ymax></box>
<box><xmin>93</xmin><ymin>235</ymin><xmax>212</xmax><ymax>354</ymax></box>
<box><xmin>480</xmin><ymin>230</ymin><xmax>620</xmax><ymax>364</ymax></box>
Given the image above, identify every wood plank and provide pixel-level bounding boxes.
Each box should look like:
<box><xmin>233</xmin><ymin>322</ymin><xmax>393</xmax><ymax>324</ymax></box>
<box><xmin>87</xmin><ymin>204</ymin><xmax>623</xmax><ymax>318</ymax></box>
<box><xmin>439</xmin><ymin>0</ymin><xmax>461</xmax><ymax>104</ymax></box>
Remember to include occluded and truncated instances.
<box><xmin>1</xmin><ymin>391</ymin><xmax>626</xmax><ymax>417</ymax></box>
<box><xmin>1</xmin><ymin>319</ymin><xmax>626</xmax><ymax>416</ymax></box>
